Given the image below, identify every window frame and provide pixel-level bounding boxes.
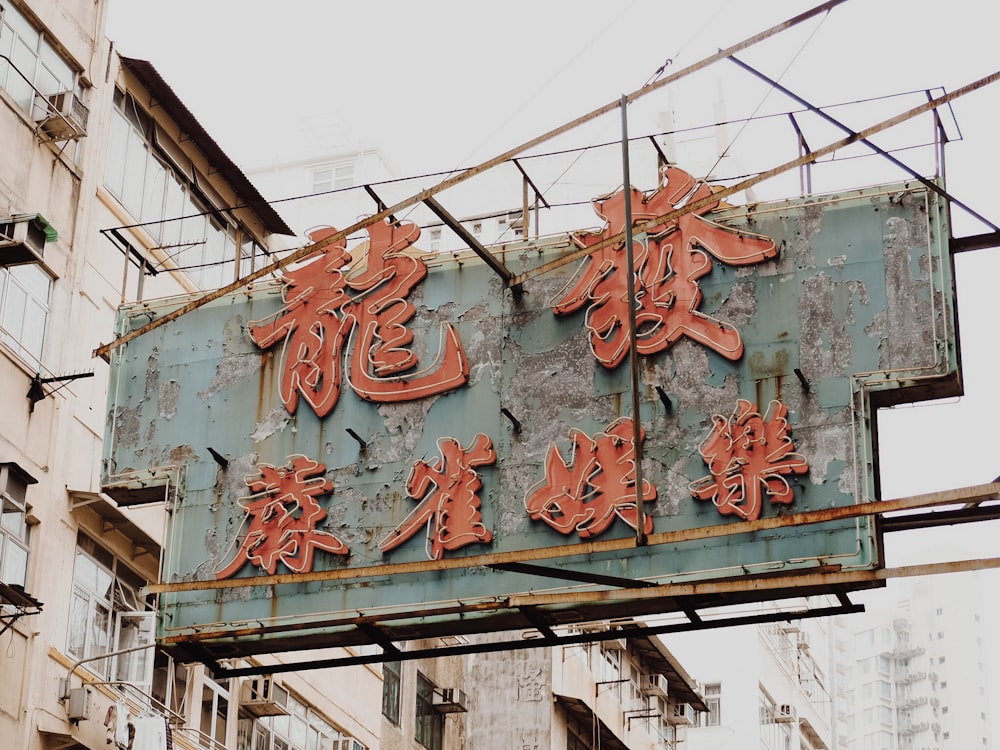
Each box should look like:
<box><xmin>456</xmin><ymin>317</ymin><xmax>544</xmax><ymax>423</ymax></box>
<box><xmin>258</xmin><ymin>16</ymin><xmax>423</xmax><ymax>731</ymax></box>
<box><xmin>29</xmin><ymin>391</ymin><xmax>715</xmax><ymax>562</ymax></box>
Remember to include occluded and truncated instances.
<box><xmin>66</xmin><ymin>533</ymin><xmax>156</xmax><ymax>692</ymax></box>
<box><xmin>0</xmin><ymin>2</ymin><xmax>84</xmax><ymax>115</ymax></box>
<box><xmin>0</xmin><ymin>261</ymin><xmax>52</xmax><ymax>365</ymax></box>
<box><xmin>415</xmin><ymin>672</ymin><xmax>444</xmax><ymax>750</ymax></box>
<box><xmin>382</xmin><ymin>659</ymin><xmax>401</xmax><ymax>724</ymax></box>
<box><xmin>103</xmin><ymin>88</ymin><xmax>263</xmax><ymax>291</ymax></box>
<box><xmin>0</xmin><ymin>462</ymin><xmax>34</xmax><ymax>588</ymax></box>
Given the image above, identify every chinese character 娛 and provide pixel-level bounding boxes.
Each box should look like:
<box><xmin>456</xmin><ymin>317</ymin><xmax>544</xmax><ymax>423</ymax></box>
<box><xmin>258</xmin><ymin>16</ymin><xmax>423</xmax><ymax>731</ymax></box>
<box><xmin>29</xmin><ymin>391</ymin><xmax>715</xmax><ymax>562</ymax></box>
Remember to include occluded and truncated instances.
<box><xmin>525</xmin><ymin>417</ymin><xmax>655</xmax><ymax>538</ymax></box>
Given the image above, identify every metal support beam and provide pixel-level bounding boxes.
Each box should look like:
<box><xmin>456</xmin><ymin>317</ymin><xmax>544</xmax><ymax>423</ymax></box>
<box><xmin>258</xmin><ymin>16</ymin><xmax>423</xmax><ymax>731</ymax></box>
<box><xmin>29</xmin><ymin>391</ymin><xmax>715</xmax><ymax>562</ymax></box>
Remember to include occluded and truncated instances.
<box><xmin>950</xmin><ymin>231</ymin><xmax>1000</xmax><ymax>254</ymax></box>
<box><xmin>147</xmin><ymin>480</ymin><xmax>1000</xmax><ymax>595</ymax></box>
<box><xmin>423</xmin><ymin>196</ymin><xmax>519</xmax><ymax>290</ymax></box>
<box><xmin>212</xmin><ymin>599</ymin><xmax>863</xmax><ymax>678</ymax></box>
<box><xmin>728</xmin><ymin>54</ymin><xmax>1000</xmax><ymax>233</ymax></box>
<box><xmin>491</xmin><ymin>561</ymin><xmax>658</xmax><ymax>589</ymax></box>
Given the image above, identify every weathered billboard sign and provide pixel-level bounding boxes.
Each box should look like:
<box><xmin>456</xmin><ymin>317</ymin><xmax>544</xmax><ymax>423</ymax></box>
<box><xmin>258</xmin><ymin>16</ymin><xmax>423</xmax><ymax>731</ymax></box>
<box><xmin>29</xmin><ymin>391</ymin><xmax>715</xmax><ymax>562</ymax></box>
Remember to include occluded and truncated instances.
<box><xmin>103</xmin><ymin>172</ymin><xmax>958</xmax><ymax>660</ymax></box>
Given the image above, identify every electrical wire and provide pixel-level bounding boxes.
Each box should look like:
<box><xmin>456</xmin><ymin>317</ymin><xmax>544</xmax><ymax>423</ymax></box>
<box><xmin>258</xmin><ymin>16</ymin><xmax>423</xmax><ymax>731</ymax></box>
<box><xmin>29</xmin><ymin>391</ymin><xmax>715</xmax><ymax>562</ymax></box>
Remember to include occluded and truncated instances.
<box><xmin>706</xmin><ymin>7</ymin><xmax>832</xmax><ymax>182</ymax></box>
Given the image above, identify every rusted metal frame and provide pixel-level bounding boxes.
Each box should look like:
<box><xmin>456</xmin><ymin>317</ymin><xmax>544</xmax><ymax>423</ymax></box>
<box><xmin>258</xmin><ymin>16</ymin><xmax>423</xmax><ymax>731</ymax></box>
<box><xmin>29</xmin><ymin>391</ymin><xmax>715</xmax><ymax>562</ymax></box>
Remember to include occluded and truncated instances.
<box><xmin>510</xmin><ymin>70</ymin><xmax>1000</xmax><ymax>287</ymax></box>
<box><xmin>728</xmin><ymin>54</ymin><xmax>1000</xmax><ymax>233</ymax></box>
<box><xmin>145</xmin><ymin>480</ymin><xmax>1000</xmax><ymax>595</ymax></box>
<box><xmin>925</xmin><ymin>89</ymin><xmax>949</xmax><ymax>180</ymax></box>
<box><xmin>355</xmin><ymin>622</ymin><xmax>401</xmax><ymax>656</ymax></box>
<box><xmin>950</xmin><ymin>231</ymin><xmax>1000</xmax><ymax>254</ymax></box>
<box><xmin>362</xmin><ymin>184</ymin><xmax>398</xmax><ymax>225</ymax></box>
<box><xmin>162</xmin><ymin>598</ymin><xmax>510</xmax><ymax>644</ymax></box>
<box><xmin>422</xmin><ymin>196</ymin><xmax>518</xmax><ymax>290</ymax></box>
<box><xmin>787</xmin><ymin>112</ymin><xmax>812</xmax><ymax>196</ymax></box>
<box><xmin>490</xmin><ymin>561</ymin><xmax>658</xmax><ymax>589</ymax></box>
<box><xmin>879</xmin><ymin>502</ymin><xmax>1000</xmax><ymax>532</ymax></box>
<box><xmin>646</xmin><ymin>134</ymin><xmax>671</xmax><ymax>170</ymax></box>
<box><xmin>92</xmin><ymin>0</ymin><xmax>848</xmax><ymax>360</ymax></box>
<box><xmin>508</xmin><ymin>556</ymin><xmax>1000</xmax><ymax>609</ymax></box>
<box><xmin>515</xmin><ymin>605</ymin><xmax>560</xmax><ymax>640</ymax></box>
<box><xmin>212</xmin><ymin>599</ymin><xmax>863</xmax><ymax>678</ymax></box>
<box><xmin>620</xmin><ymin>95</ymin><xmax>648</xmax><ymax>546</ymax></box>
<box><xmin>510</xmin><ymin>158</ymin><xmax>552</xmax><ymax>210</ymax></box>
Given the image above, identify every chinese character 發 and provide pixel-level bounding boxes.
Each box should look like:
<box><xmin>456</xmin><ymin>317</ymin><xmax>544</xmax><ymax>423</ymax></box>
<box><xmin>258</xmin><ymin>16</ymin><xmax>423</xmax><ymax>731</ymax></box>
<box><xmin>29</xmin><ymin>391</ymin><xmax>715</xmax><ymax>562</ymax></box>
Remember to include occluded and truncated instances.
<box><xmin>379</xmin><ymin>433</ymin><xmax>496</xmax><ymax>560</ymax></box>
<box><xmin>689</xmin><ymin>399</ymin><xmax>809</xmax><ymax>521</ymax></box>
<box><xmin>215</xmin><ymin>454</ymin><xmax>348</xmax><ymax>578</ymax></box>
<box><xmin>525</xmin><ymin>417</ymin><xmax>655</xmax><ymax>538</ymax></box>
<box><xmin>551</xmin><ymin>166</ymin><xmax>778</xmax><ymax>368</ymax></box>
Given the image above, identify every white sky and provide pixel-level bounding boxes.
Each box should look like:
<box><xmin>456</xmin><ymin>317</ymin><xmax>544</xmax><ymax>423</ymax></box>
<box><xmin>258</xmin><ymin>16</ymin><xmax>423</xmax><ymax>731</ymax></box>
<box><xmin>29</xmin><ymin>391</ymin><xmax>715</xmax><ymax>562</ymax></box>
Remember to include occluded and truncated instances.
<box><xmin>106</xmin><ymin>0</ymin><xmax>1000</xmax><ymax>727</ymax></box>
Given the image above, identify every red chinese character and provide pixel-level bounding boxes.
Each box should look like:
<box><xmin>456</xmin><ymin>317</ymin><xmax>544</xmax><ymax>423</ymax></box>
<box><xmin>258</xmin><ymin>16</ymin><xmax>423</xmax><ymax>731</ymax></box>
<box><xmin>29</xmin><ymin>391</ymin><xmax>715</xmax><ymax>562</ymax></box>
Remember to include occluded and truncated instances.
<box><xmin>249</xmin><ymin>219</ymin><xmax>468</xmax><ymax>417</ymax></box>
<box><xmin>525</xmin><ymin>417</ymin><xmax>655</xmax><ymax>538</ymax></box>
<box><xmin>379</xmin><ymin>433</ymin><xmax>496</xmax><ymax>560</ymax></box>
<box><xmin>552</xmin><ymin>166</ymin><xmax>778</xmax><ymax>368</ymax></box>
<box><xmin>215</xmin><ymin>455</ymin><xmax>348</xmax><ymax>578</ymax></box>
<box><xmin>689</xmin><ymin>399</ymin><xmax>809</xmax><ymax>522</ymax></box>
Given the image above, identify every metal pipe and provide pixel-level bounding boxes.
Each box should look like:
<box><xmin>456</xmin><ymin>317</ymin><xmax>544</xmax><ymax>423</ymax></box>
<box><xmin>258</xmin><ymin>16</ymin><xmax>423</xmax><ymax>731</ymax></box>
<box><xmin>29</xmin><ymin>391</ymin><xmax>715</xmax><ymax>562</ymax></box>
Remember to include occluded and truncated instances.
<box><xmin>620</xmin><ymin>95</ymin><xmax>647</xmax><ymax>546</ymax></box>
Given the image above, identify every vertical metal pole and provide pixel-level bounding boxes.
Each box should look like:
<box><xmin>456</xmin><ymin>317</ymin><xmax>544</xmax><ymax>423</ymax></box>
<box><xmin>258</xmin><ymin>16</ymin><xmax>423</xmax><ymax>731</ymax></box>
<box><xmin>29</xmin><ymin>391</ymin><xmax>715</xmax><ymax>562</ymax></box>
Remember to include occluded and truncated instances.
<box><xmin>620</xmin><ymin>95</ymin><xmax>647</xmax><ymax>546</ymax></box>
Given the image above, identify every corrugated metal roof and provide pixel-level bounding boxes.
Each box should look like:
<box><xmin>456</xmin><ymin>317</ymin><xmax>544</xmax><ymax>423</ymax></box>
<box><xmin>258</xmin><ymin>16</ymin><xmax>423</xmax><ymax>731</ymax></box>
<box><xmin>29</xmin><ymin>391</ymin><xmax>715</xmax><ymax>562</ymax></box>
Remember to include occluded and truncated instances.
<box><xmin>119</xmin><ymin>57</ymin><xmax>294</xmax><ymax>238</ymax></box>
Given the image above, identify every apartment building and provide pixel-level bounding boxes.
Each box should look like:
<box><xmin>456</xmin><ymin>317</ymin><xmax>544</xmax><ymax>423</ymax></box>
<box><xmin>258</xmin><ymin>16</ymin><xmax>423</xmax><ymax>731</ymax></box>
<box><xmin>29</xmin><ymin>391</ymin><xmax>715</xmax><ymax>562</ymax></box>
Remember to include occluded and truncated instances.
<box><xmin>835</xmin><ymin>575</ymin><xmax>993</xmax><ymax>750</ymax></box>
<box><xmin>0</xmin><ymin>2</ymin><xmax>382</xmax><ymax>749</ymax></box>
<box><xmin>377</xmin><ymin>628</ymin><xmax>706</xmax><ymax>750</ymax></box>
<box><xmin>662</xmin><ymin>608</ymin><xmax>836</xmax><ymax>750</ymax></box>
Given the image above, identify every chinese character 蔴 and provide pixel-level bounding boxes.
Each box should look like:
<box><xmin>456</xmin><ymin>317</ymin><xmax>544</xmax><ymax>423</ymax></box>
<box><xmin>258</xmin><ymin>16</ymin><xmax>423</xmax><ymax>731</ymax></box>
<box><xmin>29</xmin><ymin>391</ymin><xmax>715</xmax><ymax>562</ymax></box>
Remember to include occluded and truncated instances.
<box><xmin>525</xmin><ymin>417</ymin><xmax>655</xmax><ymax>538</ymax></box>
<box><xmin>689</xmin><ymin>399</ymin><xmax>809</xmax><ymax>522</ymax></box>
<box><xmin>249</xmin><ymin>219</ymin><xmax>468</xmax><ymax>417</ymax></box>
<box><xmin>551</xmin><ymin>166</ymin><xmax>778</xmax><ymax>368</ymax></box>
<box><xmin>215</xmin><ymin>455</ymin><xmax>348</xmax><ymax>578</ymax></box>
<box><xmin>379</xmin><ymin>433</ymin><xmax>496</xmax><ymax>560</ymax></box>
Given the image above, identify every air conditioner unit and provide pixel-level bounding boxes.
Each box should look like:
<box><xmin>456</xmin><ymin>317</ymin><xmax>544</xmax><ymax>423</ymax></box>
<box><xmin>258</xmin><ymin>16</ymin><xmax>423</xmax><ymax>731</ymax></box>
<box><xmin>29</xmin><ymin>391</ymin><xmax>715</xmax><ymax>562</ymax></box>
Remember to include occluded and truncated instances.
<box><xmin>240</xmin><ymin>676</ymin><xmax>290</xmax><ymax>717</ymax></box>
<box><xmin>600</xmin><ymin>637</ymin><xmax>627</xmax><ymax>652</ymax></box>
<box><xmin>432</xmin><ymin>687</ymin><xmax>468</xmax><ymax>714</ymax></box>
<box><xmin>641</xmin><ymin>673</ymin><xmax>669</xmax><ymax>699</ymax></box>
<box><xmin>667</xmin><ymin>703</ymin><xmax>694</xmax><ymax>725</ymax></box>
<box><xmin>35</xmin><ymin>90</ymin><xmax>89</xmax><ymax>140</ymax></box>
<box><xmin>775</xmin><ymin>704</ymin><xmax>794</xmax><ymax>723</ymax></box>
<box><xmin>0</xmin><ymin>215</ymin><xmax>48</xmax><ymax>266</ymax></box>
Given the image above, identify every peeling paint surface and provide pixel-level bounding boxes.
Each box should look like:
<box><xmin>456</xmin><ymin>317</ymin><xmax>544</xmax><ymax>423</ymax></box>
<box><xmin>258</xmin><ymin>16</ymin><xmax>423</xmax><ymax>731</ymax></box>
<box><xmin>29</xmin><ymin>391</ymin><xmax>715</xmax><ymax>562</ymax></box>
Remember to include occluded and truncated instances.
<box><xmin>102</xmin><ymin>183</ymin><xmax>959</xmax><ymax>652</ymax></box>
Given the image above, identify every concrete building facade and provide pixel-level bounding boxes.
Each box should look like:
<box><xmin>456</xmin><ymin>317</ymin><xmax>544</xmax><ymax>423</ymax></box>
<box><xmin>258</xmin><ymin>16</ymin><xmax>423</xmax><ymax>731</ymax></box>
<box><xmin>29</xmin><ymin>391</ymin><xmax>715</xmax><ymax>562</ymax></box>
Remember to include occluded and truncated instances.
<box><xmin>0</xmin><ymin>2</ymin><xmax>383</xmax><ymax>749</ymax></box>
<box><xmin>378</xmin><ymin>629</ymin><xmax>706</xmax><ymax>750</ymax></box>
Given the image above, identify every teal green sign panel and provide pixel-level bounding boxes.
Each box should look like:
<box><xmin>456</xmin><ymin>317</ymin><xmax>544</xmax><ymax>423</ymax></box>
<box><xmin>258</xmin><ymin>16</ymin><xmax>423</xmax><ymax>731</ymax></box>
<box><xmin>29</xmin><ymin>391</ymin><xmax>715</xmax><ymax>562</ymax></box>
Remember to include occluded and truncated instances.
<box><xmin>103</xmin><ymin>181</ymin><xmax>958</xmax><ymax>658</ymax></box>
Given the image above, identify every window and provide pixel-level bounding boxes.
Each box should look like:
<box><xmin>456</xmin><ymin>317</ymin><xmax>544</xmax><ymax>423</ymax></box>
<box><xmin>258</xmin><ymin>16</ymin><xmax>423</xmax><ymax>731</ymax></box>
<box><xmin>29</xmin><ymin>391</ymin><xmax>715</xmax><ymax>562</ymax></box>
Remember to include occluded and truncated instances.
<box><xmin>415</xmin><ymin>672</ymin><xmax>443</xmax><ymax>750</ymax></box>
<box><xmin>66</xmin><ymin>534</ymin><xmax>155</xmax><ymax>691</ymax></box>
<box><xmin>0</xmin><ymin>3</ymin><xmax>82</xmax><ymax>114</ymax></box>
<box><xmin>242</xmin><ymin>691</ymin><xmax>349</xmax><ymax>750</ymax></box>
<box><xmin>0</xmin><ymin>262</ymin><xmax>50</xmax><ymax>363</ymax></box>
<box><xmin>201</xmin><ymin>677</ymin><xmax>230</xmax><ymax>747</ymax></box>
<box><xmin>103</xmin><ymin>89</ymin><xmax>258</xmax><ymax>290</ymax></box>
<box><xmin>311</xmin><ymin>163</ymin><xmax>354</xmax><ymax>193</ymax></box>
<box><xmin>0</xmin><ymin>463</ymin><xmax>33</xmax><ymax>588</ymax></box>
<box><xmin>429</xmin><ymin>228</ymin><xmax>441</xmax><ymax>252</ymax></box>
<box><xmin>382</xmin><ymin>659</ymin><xmax>401</xmax><ymax>723</ymax></box>
<box><xmin>704</xmin><ymin>682</ymin><xmax>721</xmax><ymax>726</ymax></box>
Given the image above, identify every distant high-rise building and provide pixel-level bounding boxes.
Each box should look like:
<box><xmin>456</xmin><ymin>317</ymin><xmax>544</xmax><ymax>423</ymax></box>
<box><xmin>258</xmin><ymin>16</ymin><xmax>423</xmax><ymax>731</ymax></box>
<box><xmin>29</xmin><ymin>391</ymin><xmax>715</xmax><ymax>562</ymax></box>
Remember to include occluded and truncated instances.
<box><xmin>834</xmin><ymin>575</ymin><xmax>993</xmax><ymax>750</ymax></box>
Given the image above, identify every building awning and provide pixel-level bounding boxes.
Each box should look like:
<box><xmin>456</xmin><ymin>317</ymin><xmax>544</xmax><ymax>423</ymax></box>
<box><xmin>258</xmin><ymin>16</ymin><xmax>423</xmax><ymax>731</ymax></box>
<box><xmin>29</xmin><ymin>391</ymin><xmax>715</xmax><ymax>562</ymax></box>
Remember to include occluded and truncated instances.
<box><xmin>2</xmin><ymin>213</ymin><xmax>58</xmax><ymax>243</ymax></box>
<box><xmin>68</xmin><ymin>490</ymin><xmax>161</xmax><ymax>563</ymax></box>
<box><xmin>554</xmin><ymin>694</ymin><xmax>630</xmax><ymax>750</ymax></box>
